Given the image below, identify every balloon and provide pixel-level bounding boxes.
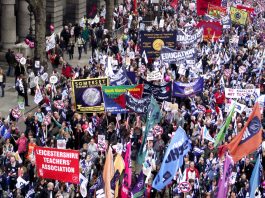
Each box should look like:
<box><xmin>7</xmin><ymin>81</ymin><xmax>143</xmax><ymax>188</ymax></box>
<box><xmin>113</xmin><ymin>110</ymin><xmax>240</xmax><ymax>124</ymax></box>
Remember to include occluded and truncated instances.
<box><xmin>29</xmin><ymin>42</ymin><xmax>35</xmax><ymax>48</ymax></box>
<box><xmin>25</xmin><ymin>39</ymin><xmax>30</xmax><ymax>45</ymax></box>
<box><xmin>50</xmin><ymin>24</ymin><xmax>54</xmax><ymax>32</ymax></box>
<box><xmin>165</xmin><ymin>75</ymin><xmax>171</xmax><ymax>82</ymax></box>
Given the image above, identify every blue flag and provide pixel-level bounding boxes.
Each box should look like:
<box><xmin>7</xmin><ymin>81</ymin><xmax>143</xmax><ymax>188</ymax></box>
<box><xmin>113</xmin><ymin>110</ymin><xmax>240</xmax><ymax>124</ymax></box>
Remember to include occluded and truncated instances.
<box><xmin>152</xmin><ymin>127</ymin><xmax>191</xmax><ymax>191</ymax></box>
<box><xmin>249</xmin><ymin>154</ymin><xmax>262</xmax><ymax>197</ymax></box>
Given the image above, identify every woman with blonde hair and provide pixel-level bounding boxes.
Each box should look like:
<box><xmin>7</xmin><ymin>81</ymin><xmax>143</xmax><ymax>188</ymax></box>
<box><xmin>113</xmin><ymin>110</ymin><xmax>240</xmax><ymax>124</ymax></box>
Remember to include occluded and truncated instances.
<box><xmin>0</xmin><ymin>68</ymin><xmax>6</xmax><ymax>97</ymax></box>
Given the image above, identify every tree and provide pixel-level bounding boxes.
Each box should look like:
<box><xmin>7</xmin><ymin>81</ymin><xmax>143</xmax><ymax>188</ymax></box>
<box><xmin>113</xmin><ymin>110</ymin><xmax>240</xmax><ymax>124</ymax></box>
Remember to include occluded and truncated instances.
<box><xmin>105</xmin><ymin>0</ymin><xmax>114</xmax><ymax>31</ymax></box>
<box><xmin>25</xmin><ymin>0</ymin><xmax>47</xmax><ymax>66</ymax></box>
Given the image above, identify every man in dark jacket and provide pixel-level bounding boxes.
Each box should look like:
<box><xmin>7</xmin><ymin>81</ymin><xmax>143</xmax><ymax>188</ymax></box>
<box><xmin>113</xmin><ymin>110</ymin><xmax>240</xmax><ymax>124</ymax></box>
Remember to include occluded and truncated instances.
<box><xmin>39</xmin><ymin>182</ymin><xmax>55</xmax><ymax>198</ymax></box>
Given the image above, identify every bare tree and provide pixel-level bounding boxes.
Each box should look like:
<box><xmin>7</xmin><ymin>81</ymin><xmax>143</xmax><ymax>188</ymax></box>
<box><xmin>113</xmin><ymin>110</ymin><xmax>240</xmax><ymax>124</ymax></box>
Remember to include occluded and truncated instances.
<box><xmin>25</xmin><ymin>0</ymin><xmax>47</xmax><ymax>66</ymax></box>
<box><xmin>105</xmin><ymin>0</ymin><xmax>114</xmax><ymax>31</ymax></box>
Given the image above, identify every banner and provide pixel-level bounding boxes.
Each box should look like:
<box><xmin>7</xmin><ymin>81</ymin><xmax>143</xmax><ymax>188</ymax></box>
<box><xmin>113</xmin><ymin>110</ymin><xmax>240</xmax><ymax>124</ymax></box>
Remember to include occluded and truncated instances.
<box><xmin>147</xmin><ymin>70</ymin><xmax>163</xmax><ymax>81</ymax></box>
<box><xmin>196</xmin><ymin>21</ymin><xmax>222</xmax><ymax>41</ymax></box>
<box><xmin>170</xmin><ymin>0</ymin><xmax>178</xmax><ymax>10</ymax></box>
<box><xmin>226</xmin><ymin>103</ymin><xmax>262</xmax><ymax>162</ymax></box>
<box><xmin>197</xmin><ymin>0</ymin><xmax>221</xmax><ymax>15</ymax></box>
<box><xmin>46</xmin><ymin>33</ymin><xmax>56</xmax><ymax>52</ymax></box>
<box><xmin>125</xmin><ymin>93</ymin><xmax>151</xmax><ymax>114</ymax></box>
<box><xmin>34</xmin><ymin>88</ymin><xmax>43</xmax><ymax>104</ymax></box>
<box><xmin>121</xmin><ymin>142</ymin><xmax>132</xmax><ymax>198</ymax></box>
<box><xmin>140</xmin><ymin>78</ymin><xmax>172</xmax><ymax>102</ymax></box>
<box><xmin>131</xmin><ymin>171</ymin><xmax>145</xmax><ymax>198</ymax></box>
<box><xmin>230</xmin><ymin>7</ymin><xmax>248</xmax><ymax>25</ymax></box>
<box><xmin>176</xmin><ymin>28</ymin><xmax>203</xmax><ymax>45</ymax></box>
<box><xmin>160</xmin><ymin>47</ymin><xmax>197</xmax><ymax>64</ymax></box>
<box><xmin>102</xmin><ymin>84</ymin><xmax>144</xmax><ymax>113</ymax></box>
<box><xmin>139</xmin><ymin>31</ymin><xmax>177</xmax><ymax>58</ymax></box>
<box><xmin>208</xmin><ymin>4</ymin><xmax>227</xmax><ymax>18</ymax></box>
<box><xmin>137</xmin><ymin>96</ymin><xmax>161</xmax><ymax>164</ymax></box>
<box><xmin>225</xmin><ymin>100</ymin><xmax>246</xmax><ymax>114</ymax></box>
<box><xmin>249</xmin><ymin>155</ymin><xmax>261</xmax><ymax>198</ymax></box>
<box><xmin>34</xmin><ymin>146</ymin><xmax>79</xmax><ymax>183</ymax></box>
<box><xmin>222</xmin><ymin>15</ymin><xmax>232</xmax><ymax>29</ymax></box>
<box><xmin>217</xmin><ymin>155</ymin><xmax>234</xmax><ymax>198</ymax></box>
<box><xmin>152</xmin><ymin>127</ymin><xmax>191</xmax><ymax>191</ymax></box>
<box><xmin>225</xmin><ymin>88</ymin><xmax>260</xmax><ymax>99</ymax></box>
<box><xmin>236</xmin><ymin>5</ymin><xmax>254</xmax><ymax>14</ymax></box>
<box><xmin>71</xmin><ymin>78</ymin><xmax>108</xmax><ymax>113</ymax></box>
<box><xmin>110</xmin><ymin>67</ymin><xmax>130</xmax><ymax>86</ymax></box>
<box><xmin>103</xmin><ymin>147</ymin><xmax>114</xmax><ymax>198</ymax></box>
<box><xmin>173</xmin><ymin>78</ymin><xmax>204</xmax><ymax>97</ymax></box>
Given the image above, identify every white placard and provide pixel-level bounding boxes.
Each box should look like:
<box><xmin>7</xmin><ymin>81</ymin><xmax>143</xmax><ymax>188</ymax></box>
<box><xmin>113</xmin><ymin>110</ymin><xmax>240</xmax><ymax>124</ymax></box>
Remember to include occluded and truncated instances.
<box><xmin>225</xmin><ymin>88</ymin><xmax>260</xmax><ymax>99</ymax></box>
<box><xmin>57</xmin><ymin>139</ymin><xmax>66</xmax><ymax>149</ymax></box>
<box><xmin>146</xmin><ymin>70</ymin><xmax>162</xmax><ymax>81</ymax></box>
<box><xmin>49</xmin><ymin>75</ymin><xmax>58</xmax><ymax>84</ymax></box>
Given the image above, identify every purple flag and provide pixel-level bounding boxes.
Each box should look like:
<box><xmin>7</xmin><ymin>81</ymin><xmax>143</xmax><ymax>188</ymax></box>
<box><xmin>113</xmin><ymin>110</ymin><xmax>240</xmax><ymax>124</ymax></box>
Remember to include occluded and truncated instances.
<box><xmin>217</xmin><ymin>155</ymin><xmax>234</xmax><ymax>198</ymax></box>
<box><xmin>131</xmin><ymin>171</ymin><xmax>145</xmax><ymax>198</ymax></box>
<box><xmin>111</xmin><ymin>170</ymin><xmax>120</xmax><ymax>196</ymax></box>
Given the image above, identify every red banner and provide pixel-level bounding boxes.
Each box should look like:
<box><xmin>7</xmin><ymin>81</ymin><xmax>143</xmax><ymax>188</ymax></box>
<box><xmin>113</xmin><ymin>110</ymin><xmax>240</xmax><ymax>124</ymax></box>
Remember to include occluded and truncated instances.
<box><xmin>35</xmin><ymin>146</ymin><xmax>80</xmax><ymax>183</ymax></box>
<box><xmin>196</xmin><ymin>21</ymin><xmax>222</xmax><ymax>42</ymax></box>
<box><xmin>170</xmin><ymin>0</ymin><xmax>178</xmax><ymax>10</ymax></box>
<box><xmin>208</xmin><ymin>4</ymin><xmax>227</xmax><ymax>18</ymax></box>
<box><xmin>197</xmin><ymin>0</ymin><xmax>221</xmax><ymax>15</ymax></box>
<box><xmin>236</xmin><ymin>5</ymin><xmax>255</xmax><ymax>14</ymax></box>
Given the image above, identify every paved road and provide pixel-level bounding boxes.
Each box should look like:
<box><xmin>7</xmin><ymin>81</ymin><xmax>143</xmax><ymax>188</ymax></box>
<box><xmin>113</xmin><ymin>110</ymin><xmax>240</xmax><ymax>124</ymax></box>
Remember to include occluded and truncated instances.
<box><xmin>0</xmin><ymin>46</ymin><xmax>92</xmax><ymax>130</ymax></box>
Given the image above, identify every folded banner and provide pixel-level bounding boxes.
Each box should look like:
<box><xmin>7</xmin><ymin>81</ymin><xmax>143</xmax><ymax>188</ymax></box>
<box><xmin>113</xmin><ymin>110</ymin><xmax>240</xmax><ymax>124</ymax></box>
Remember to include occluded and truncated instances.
<box><xmin>225</xmin><ymin>88</ymin><xmax>260</xmax><ymax>99</ymax></box>
<box><xmin>173</xmin><ymin>78</ymin><xmax>204</xmax><ymax>97</ymax></box>
<box><xmin>160</xmin><ymin>47</ymin><xmax>197</xmax><ymax>64</ymax></box>
<box><xmin>176</xmin><ymin>28</ymin><xmax>203</xmax><ymax>45</ymax></box>
<box><xmin>208</xmin><ymin>4</ymin><xmax>227</xmax><ymax>18</ymax></box>
<box><xmin>71</xmin><ymin>78</ymin><xmax>108</xmax><ymax>113</ymax></box>
<box><xmin>152</xmin><ymin>127</ymin><xmax>191</xmax><ymax>191</ymax></box>
<box><xmin>102</xmin><ymin>84</ymin><xmax>143</xmax><ymax>114</ymax></box>
<box><xmin>34</xmin><ymin>146</ymin><xmax>79</xmax><ymax>183</ymax></box>
<box><xmin>125</xmin><ymin>93</ymin><xmax>151</xmax><ymax>114</ymax></box>
<box><xmin>197</xmin><ymin>0</ymin><xmax>221</xmax><ymax>16</ymax></box>
<box><xmin>110</xmin><ymin>67</ymin><xmax>130</xmax><ymax>86</ymax></box>
<box><xmin>196</xmin><ymin>21</ymin><xmax>222</xmax><ymax>41</ymax></box>
<box><xmin>140</xmin><ymin>78</ymin><xmax>172</xmax><ymax>102</ymax></box>
<box><xmin>230</xmin><ymin>7</ymin><xmax>248</xmax><ymax>25</ymax></box>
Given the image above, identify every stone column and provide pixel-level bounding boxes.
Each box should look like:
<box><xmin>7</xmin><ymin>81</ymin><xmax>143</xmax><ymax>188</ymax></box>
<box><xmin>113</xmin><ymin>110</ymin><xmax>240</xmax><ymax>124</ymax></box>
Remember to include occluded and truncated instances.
<box><xmin>46</xmin><ymin>0</ymin><xmax>63</xmax><ymax>32</ymax></box>
<box><xmin>17</xmin><ymin>0</ymin><xmax>30</xmax><ymax>41</ymax></box>
<box><xmin>1</xmin><ymin>0</ymin><xmax>16</xmax><ymax>49</ymax></box>
<box><xmin>65</xmin><ymin>0</ymin><xmax>86</xmax><ymax>24</ymax></box>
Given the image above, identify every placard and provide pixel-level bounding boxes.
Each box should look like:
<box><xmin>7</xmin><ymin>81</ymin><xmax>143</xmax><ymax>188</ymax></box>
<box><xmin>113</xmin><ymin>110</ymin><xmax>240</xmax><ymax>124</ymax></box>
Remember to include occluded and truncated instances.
<box><xmin>34</xmin><ymin>146</ymin><xmax>79</xmax><ymax>183</ymax></box>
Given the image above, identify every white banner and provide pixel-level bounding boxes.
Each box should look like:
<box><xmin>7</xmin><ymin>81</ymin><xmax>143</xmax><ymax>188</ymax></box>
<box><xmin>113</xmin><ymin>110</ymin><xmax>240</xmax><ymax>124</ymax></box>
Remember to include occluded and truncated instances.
<box><xmin>34</xmin><ymin>89</ymin><xmax>43</xmax><ymax>104</ymax></box>
<box><xmin>225</xmin><ymin>100</ymin><xmax>246</xmax><ymax>113</ymax></box>
<box><xmin>146</xmin><ymin>70</ymin><xmax>162</xmax><ymax>81</ymax></box>
<box><xmin>225</xmin><ymin>88</ymin><xmax>260</xmax><ymax>99</ymax></box>
<box><xmin>46</xmin><ymin>33</ymin><xmax>56</xmax><ymax>52</ymax></box>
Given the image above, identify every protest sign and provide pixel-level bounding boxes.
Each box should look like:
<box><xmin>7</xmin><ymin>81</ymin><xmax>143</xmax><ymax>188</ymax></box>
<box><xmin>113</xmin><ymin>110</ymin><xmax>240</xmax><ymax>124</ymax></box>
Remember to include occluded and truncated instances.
<box><xmin>72</xmin><ymin>78</ymin><xmax>108</xmax><ymax>113</ymax></box>
<box><xmin>176</xmin><ymin>28</ymin><xmax>203</xmax><ymax>45</ymax></box>
<box><xmin>160</xmin><ymin>47</ymin><xmax>197</xmax><ymax>64</ymax></box>
<box><xmin>34</xmin><ymin>146</ymin><xmax>79</xmax><ymax>183</ymax></box>
<box><xmin>225</xmin><ymin>88</ymin><xmax>260</xmax><ymax>99</ymax></box>
<box><xmin>222</xmin><ymin>15</ymin><xmax>232</xmax><ymax>29</ymax></box>
<box><xmin>102</xmin><ymin>84</ymin><xmax>143</xmax><ymax>113</ymax></box>
<box><xmin>173</xmin><ymin>78</ymin><xmax>204</xmax><ymax>97</ymax></box>
<box><xmin>109</xmin><ymin>67</ymin><xmax>130</xmax><ymax>86</ymax></box>
<box><xmin>147</xmin><ymin>70</ymin><xmax>162</xmax><ymax>81</ymax></box>
<box><xmin>57</xmin><ymin>139</ymin><xmax>66</xmax><ymax>149</ymax></box>
<box><xmin>98</xmin><ymin>135</ymin><xmax>107</xmax><ymax>151</ymax></box>
<box><xmin>139</xmin><ymin>31</ymin><xmax>177</xmax><ymax>58</ymax></box>
<box><xmin>46</xmin><ymin>33</ymin><xmax>56</xmax><ymax>52</ymax></box>
<box><xmin>225</xmin><ymin>100</ymin><xmax>246</xmax><ymax>113</ymax></box>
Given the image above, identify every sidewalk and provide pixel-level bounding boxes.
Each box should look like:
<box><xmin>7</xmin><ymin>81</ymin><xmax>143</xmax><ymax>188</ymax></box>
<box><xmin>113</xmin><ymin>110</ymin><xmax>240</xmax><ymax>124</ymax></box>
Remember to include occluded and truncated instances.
<box><xmin>0</xmin><ymin>46</ymin><xmax>93</xmax><ymax>130</ymax></box>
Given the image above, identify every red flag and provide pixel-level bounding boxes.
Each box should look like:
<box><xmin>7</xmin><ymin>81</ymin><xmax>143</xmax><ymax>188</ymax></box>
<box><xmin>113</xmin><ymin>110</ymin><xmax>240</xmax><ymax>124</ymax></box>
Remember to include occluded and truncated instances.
<box><xmin>170</xmin><ymin>0</ymin><xmax>178</xmax><ymax>10</ymax></box>
<box><xmin>196</xmin><ymin>21</ymin><xmax>222</xmax><ymax>42</ymax></box>
<box><xmin>197</xmin><ymin>0</ymin><xmax>221</xmax><ymax>16</ymax></box>
<box><xmin>226</xmin><ymin>103</ymin><xmax>262</xmax><ymax>162</ymax></box>
<box><xmin>236</xmin><ymin>5</ymin><xmax>255</xmax><ymax>14</ymax></box>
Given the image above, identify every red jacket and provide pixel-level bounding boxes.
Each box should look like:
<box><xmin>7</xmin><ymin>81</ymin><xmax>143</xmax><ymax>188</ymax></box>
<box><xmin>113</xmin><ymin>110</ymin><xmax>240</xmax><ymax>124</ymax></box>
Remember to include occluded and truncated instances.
<box><xmin>214</xmin><ymin>91</ymin><xmax>225</xmax><ymax>105</ymax></box>
<box><xmin>62</xmin><ymin>65</ymin><xmax>73</xmax><ymax>78</ymax></box>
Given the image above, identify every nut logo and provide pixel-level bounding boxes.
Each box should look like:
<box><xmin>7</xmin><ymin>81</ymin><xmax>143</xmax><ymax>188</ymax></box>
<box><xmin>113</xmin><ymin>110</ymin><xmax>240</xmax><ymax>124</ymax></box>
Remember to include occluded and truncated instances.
<box><xmin>152</xmin><ymin>39</ymin><xmax>164</xmax><ymax>51</ymax></box>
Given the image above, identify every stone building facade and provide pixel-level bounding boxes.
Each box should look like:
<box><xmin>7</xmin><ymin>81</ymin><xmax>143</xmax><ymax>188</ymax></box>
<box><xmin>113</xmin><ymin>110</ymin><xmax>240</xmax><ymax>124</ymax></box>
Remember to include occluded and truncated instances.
<box><xmin>0</xmin><ymin>0</ymin><xmax>101</xmax><ymax>50</ymax></box>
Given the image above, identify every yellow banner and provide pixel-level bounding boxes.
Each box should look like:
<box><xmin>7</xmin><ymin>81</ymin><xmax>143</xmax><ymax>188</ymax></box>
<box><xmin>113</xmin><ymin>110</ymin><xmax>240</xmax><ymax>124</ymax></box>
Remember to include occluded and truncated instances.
<box><xmin>230</xmin><ymin>7</ymin><xmax>248</xmax><ymax>25</ymax></box>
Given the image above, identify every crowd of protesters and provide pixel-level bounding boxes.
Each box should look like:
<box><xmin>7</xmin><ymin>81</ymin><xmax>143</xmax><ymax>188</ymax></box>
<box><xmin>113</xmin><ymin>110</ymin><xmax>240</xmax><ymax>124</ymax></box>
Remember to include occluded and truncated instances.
<box><xmin>0</xmin><ymin>0</ymin><xmax>265</xmax><ymax>197</ymax></box>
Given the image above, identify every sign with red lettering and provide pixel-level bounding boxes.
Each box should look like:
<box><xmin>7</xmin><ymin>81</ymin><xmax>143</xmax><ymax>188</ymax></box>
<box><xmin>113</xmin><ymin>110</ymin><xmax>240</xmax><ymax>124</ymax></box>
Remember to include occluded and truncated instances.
<box><xmin>34</xmin><ymin>146</ymin><xmax>79</xmax><ymax>183</ymax></box>
<box><xmin>178</xmin><ymin>181</ymin><xmax>192</xmax><ymax>193</ymax></box>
